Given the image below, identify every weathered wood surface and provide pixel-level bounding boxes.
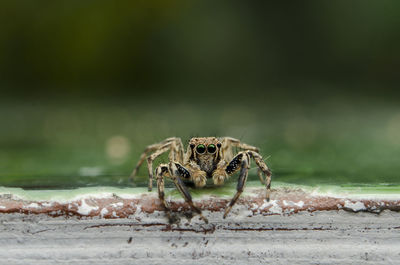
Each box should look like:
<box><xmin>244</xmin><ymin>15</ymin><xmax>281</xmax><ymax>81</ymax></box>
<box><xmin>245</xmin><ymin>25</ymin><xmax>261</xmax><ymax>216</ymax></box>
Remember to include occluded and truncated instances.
<box><xmin>1</xmin><ymin>187</ymin><xmax>400</xmax><ymax>264</ymax></box>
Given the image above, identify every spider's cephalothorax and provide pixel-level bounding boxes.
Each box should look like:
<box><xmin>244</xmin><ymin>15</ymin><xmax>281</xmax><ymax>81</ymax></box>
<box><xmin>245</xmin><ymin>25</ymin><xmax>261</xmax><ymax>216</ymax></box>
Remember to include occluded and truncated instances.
<box><xmin>130</xmin><ymin>137</ymin><xmax>272</xmax><ymax>223</ymax></box>
<box><xmin>189</xmin><ymin>137</ymin><xmax>220</xmax><ymax>174</ymax></box>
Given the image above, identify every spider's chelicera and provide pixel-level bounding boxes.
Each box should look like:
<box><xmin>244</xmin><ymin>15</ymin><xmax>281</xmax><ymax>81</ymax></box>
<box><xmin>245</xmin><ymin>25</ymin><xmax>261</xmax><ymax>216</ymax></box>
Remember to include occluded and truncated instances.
<box><xmin>130</xmin><ymin>137</ymin><xmax>272</xmax><ymax>223</ymax></box>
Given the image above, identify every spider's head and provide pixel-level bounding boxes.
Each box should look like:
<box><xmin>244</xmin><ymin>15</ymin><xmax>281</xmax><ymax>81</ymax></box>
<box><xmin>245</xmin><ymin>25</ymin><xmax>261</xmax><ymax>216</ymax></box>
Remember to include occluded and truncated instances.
<box><xmin>189</xmin><ymin>137</ymin><xmax>222</xmax><ymax>173</ymax></box>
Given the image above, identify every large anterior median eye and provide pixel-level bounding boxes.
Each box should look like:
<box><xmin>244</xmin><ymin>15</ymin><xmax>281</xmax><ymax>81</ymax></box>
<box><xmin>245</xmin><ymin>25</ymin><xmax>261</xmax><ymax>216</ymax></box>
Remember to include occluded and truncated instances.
<box><xmin>196</xmin><ymin>144</ymin><xmax>206</xmax><ymax>154</ymax></box>
<box><xmin>207</xmin><ymin>144</ymin><xmax>216</xmax><ymax>153</ymax></box>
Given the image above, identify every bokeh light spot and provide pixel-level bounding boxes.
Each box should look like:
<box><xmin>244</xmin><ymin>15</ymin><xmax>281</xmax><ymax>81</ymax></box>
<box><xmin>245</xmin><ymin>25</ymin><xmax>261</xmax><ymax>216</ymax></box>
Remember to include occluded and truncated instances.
<box><xmin>106</xmin><ymin>135</ymin><xmax>131</xmax><ymax>164</ymax></box>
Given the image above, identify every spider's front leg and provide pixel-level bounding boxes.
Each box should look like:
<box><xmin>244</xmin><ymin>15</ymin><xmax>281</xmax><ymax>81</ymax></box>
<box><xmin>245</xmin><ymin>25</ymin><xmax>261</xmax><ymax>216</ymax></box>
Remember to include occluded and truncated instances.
<box><xmin>223</xmin><ymin>152</ymin><xmax>250</xmax><ymax>218</ymax></box>
<box><xmin>155</xmin><ymin>162</ymin><xmax>208</xmax><ymax>224</ymax></box>
<box><xmin>222</xmin><ymin>151</ymin><xmax>272</xmax><ymax>218</ymax></box>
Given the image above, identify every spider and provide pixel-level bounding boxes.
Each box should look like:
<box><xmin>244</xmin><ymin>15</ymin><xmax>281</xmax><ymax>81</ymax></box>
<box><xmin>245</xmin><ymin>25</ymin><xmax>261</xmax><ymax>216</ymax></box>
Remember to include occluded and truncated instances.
<box><xmin>129</xmin><ymin>137</ymin><xmax>272</xmax><ymax>223</ymax></box>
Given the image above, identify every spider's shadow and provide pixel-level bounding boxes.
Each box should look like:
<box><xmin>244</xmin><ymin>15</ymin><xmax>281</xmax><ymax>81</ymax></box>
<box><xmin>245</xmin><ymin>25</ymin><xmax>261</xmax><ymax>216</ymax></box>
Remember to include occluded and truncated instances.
<box><xmin>167</xmin><ymin>210</ymin><xmax>195</xmax><ymax>224</ymax></box>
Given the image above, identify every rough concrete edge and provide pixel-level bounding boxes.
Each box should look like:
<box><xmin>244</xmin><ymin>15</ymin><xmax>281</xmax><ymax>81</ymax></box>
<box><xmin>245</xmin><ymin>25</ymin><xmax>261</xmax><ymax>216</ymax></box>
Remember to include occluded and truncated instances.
<box><xmin>1</xmin><ymin>187</ymin><xmax>399</xmax><ymax>220</ymax></box>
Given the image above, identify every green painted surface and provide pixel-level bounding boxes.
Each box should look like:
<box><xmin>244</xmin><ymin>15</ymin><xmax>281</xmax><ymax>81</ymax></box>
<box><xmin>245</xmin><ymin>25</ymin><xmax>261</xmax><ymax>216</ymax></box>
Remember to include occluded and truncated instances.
<box><xmin>1</xmin><ymin>182</ymin><xmax>400</xmax><ymax>201</ymax></box>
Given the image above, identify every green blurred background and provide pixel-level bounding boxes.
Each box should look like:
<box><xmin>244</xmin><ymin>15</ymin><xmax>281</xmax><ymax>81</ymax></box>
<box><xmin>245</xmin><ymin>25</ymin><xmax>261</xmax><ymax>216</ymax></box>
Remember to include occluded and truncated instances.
<box><xmin>0</xmin><ymin>1</ymin><xmax>399</xmax><ymax>189</ymax></box>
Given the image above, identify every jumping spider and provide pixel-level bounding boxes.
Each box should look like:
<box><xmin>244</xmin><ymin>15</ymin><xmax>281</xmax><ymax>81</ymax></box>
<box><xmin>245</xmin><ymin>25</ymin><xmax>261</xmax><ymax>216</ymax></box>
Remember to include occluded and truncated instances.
<box><xmin>130</xmin><ymin>137</ymin><xmax>272</xmax><ymax>223</ymax></box>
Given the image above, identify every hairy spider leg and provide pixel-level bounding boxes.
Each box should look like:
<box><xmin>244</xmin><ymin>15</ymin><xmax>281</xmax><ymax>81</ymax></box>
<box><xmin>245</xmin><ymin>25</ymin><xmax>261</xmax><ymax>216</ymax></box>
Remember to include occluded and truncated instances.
<box><xmin>210</xmin><ymin>137</ymin><xmax>261</xmax><ymax>186</ymax></box>
<box><xmin>156</xmin><ymin>162</ymin><xmax>209</xmax><ymax>224</ymax></box>
<box><xmin>130</xmin><ymin>138</ymin><xmax>175</xmax><ymax>179</ymax></box>
<box><xmin>248</xmin><ymin>151</ymin><xmax>272</xmax><ymax>201</ymax></box>
<box><xmin>145</xmin><ymin>144</ymin><xmax>172</xmax><ymax>191</ymax></box>
<box><xmin>155</xmin><ymin>164</ymin><xmax>172</xmax><ymax>219</ymax></box>
<box><xmin>223</xmin><ymin>152</ymin><xmax>250</xmax><ymax>218</ymax></box>
<box><xmin>130</xmin><ymin>137</ymin><xmax>184</xmax><ymax>191</ymax></box>
<box><xmin>220</xmin><ymin>137</ymin><xmax>270</xmax><ymax>189</ymax></box>
<box><xmin>222</xmin><ymin>150</ymin><xmax>272</xmax><ymax>218</ymax></box>
<box><xmin>219</xmin><ymin>137</ymin><xmax>260</xmax><ymax>162</ymax></box>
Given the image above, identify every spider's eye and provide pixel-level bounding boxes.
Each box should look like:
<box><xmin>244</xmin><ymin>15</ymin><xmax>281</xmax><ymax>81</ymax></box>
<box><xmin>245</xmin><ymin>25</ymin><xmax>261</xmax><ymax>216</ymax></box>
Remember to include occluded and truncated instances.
<box><xmin>196</xmin><ymin>144</ymin><xmax>206</xmax><ymax>154</ymax></box>
<box><xmin>207</xmin><ymin>144</ymin><xmax>216</xmax><ymax>153</ymax></box>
